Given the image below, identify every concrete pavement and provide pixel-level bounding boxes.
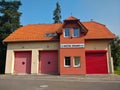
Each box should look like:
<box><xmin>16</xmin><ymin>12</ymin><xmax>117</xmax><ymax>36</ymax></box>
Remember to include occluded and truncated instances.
<box><xmin>0</xmin><ymin>74</ymin><xmax>120</xmax><ymax>90</ymax></box>
<box><xmin>0</xmin><ymin>74</ymin><xmax>120</xmax><ymax>81</ymax></box>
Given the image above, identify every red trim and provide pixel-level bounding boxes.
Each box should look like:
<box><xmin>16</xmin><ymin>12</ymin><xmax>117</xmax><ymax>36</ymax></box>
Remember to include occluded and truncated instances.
<box><xmin>85</xmin><ymin>50</ymin><xmax>107</xmax><ymax>53</ymax></box>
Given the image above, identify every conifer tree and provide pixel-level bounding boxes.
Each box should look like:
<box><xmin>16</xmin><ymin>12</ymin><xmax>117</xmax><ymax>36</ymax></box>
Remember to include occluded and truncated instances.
<box><xmin>53</xmin><ymin>2</ymin><xmax>62</xmax><ymax>23</ymax></box>
<box><xmin>0</xmin><ymin>0</ymin><xmax>22</xmax><ymax>73</ymax></box>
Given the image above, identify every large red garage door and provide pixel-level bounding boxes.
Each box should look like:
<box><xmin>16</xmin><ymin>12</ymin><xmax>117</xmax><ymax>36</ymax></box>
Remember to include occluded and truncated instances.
<box><xmin>39</xmin><ymin>51</ymin><xmax>58</xmax><ymax>74</ymax></box>
<box><xmin>14</xmin><ymin>51</ymin><xmax>31</xmax><ymax>74</ymax></box>
<box><xmin>86</xmin><ymin>50</ymin><xmax>108</xmax><ymax>74</ymax></box>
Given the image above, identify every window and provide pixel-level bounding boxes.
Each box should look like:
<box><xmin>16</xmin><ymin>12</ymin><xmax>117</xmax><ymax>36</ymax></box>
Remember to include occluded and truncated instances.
<box><xmin>64</xmin><ymin>28</ymin><xmax>70</xmax><ymax>37</ymax></box>
<box><xmin>45</xmin><ymin>33</ymin><xmax>57</xmax><ymax>37</ymax></box>
<box><xmin>73</xmin><ymin>28</ymin><xmax>80</xmax><ymax>37</ymax></box>
<box><xmin>64</xmin><ymin>57</ymin><xmax>71</xmax><ymax>67</ymax></box>
<box><xmin>74</xmin><ymin>57</ymin><xmax>80</xmax><ymax>67</ymax></box>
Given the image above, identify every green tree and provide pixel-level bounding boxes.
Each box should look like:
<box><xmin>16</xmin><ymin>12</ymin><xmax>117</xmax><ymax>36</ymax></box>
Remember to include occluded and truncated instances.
<box><xmin>111</xmin><ymin>36</ymin><xmax>120</xmax><ymax>70</ymax></box>
<box><xmin>53</xmin><ymin>1</ymin><xmax>62</xmax><ymax>23</ymax></box>
<box><xmin>0</xmin><ymin>0</ymin><xmax>22</xmax><ymax>73</ymax></box>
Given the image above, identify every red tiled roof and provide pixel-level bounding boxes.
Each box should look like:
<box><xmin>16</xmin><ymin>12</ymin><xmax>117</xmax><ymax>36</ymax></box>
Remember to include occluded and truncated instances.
<box><xmin>3</xmin><ymin>23</ymin><xmax>62</xmax><ymax>42</ymax></box>
<box><xmin>3</xmin><ymin>20</ymin><xmax>115</xmax><ymax>42</ymax></box>
<box><xmin>82</xmin><ymin>21</ymin><xmax>115</xmax><ymax>39</ymax></box>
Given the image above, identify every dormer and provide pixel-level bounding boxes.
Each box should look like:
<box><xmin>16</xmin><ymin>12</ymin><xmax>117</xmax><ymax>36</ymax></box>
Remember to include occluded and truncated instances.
<box><xmin>62</xmin><ymin>16</ymin><xmax>88</xmax><ymax>38</ymax></box>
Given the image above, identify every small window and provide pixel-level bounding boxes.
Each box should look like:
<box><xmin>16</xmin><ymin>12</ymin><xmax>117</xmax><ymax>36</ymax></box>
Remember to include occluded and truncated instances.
<box><xmin>51</xmin><ymin>33</ymin><xmax>57</xmax><ymax>37</ymax></box>
<box><xmin>45</xmin><ymin>33</ymin><xmax>49</xmax><ymax>37</ymax></box>
<box><xmin>45</xmin><ymin>33</ymin><xmax>57</xmax><ymax>37</ymax></box>
<box><xmin>74</xmin><ymin>57</ymin><xmax>80</xmax><ymax>67</ymax></box>
<box><xmin>64</xmin><ymin>57</ymin><xmax>71</xmax><ymax>67</ymax></box>
<box><xmin>73</xmin><ymin>28</ymin><xmax>80</xmax><ymax>37</ymax></box>
<box><xmin>64</xmin><ymin>28</ymin><xmax>70</xmax><ymax>37</ymax></box>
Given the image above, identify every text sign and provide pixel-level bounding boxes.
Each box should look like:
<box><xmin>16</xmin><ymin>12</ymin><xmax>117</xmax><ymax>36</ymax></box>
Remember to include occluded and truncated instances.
<box><xmin>60</xmin><ymin>44</ymin><xmax>85</xmax><ymax>48</ymax></box>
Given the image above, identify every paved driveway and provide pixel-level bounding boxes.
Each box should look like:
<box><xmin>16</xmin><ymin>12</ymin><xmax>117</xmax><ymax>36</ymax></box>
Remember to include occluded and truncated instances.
<box><xmin>0</xmin><ymin>74</ymin><xmax>120</xmax><ymax>90</ymax></box>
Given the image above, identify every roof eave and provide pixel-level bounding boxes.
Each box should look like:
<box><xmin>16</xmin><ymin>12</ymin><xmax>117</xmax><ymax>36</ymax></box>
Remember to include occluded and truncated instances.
<box><xmin>85</xmin><ymin>38</ymin><xmax>115</xmax><ymax>40</ymax></box>
<box><xmin>3</xmin><ymin>39</ymin><xmax>60</xmax><ymax>43</ymax></box>
<box><xmin>77</xmin><ymin>21</ymin><xmax>88</xmax><ymax>33</ymax></box>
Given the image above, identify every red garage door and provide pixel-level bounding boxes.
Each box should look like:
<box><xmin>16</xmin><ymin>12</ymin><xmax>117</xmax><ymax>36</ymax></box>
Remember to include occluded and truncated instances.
<box><xmin>14</xmin><ymin>51</ymin><xmax>31</xmax><ymax>74</ymax></box>
<box><xmin>39</xmin><ymin>51</ymin><xmax>58</xmax><ymax>74</ymax></box>
<box><xmin>86</xmin><ymin>50</ymin><xmax>108</xmax><ymax>74</ymax></box>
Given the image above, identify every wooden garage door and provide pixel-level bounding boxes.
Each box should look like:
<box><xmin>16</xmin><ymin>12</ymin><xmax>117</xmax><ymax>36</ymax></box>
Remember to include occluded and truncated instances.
<box><xmin>14</xmin><ymin>51</ymin><xmax>31</xmax><ymax>74</ymax></box>
<box><xmin>39</xmin><ymin>51</ymin><xmax>58</xmax><ymax>74</ymax></box>
<box><xmin>86</xmin><ymin>50</ymin><xmax>108</xmax><ymax>74</ymax></box>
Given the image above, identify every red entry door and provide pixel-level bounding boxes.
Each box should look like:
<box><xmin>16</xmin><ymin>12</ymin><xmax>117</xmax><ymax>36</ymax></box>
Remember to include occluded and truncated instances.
<box><xmin>39</xmin><ymin>51</ymin><xmax>58</xmax><ymax>74</ymax></box>
<box><xmin>86</xmin><ymin>52</ymin><xmax>108</xmax><ymax>74</ymax></box>
<box><xmin>14</xmin><ymin>51</ymin><xmax>31</xmax><ymax>74</ymax></box>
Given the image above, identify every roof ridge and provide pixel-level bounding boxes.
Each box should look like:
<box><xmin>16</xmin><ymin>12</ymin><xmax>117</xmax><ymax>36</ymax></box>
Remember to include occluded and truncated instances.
<box><xmin>65</xmin><ymin>16</ymin><xmax>79</xmax><ymax>21</ymax></box>
<box><xmin>25</xmin><ymin>23</ymin><xmax>63</xmax><ymax>26</ymax></box>
<box><xmin>22</xmin><ymin>23</ymin><xmax>63</xmax><ymax>27</ymax></box>
<box><xmin>82</xmin><ymin>21</ymin><xmax>106</xmax><ymax>27</ymax></box>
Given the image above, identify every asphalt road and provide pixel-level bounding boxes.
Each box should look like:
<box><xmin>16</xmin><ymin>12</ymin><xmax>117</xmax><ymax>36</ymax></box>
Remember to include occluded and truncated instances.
<box><xmin>0</xmin><ymin>75</ymin><xmax>120</xmax><ymax>90</ymax></box>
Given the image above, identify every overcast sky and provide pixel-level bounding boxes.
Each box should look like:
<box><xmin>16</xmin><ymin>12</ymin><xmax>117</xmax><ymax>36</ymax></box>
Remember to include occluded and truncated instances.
<box><xmin>20</xmin><ymin>0</ymin><xmax>120</xmax><ymax>36</ymax></box>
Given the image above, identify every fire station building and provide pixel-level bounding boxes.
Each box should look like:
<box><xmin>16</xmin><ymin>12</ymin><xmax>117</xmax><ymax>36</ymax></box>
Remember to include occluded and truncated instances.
<box><xmin>4</xmin><ymin>16</ymin><xmax>115</xmax><ymax>75</ymax></box>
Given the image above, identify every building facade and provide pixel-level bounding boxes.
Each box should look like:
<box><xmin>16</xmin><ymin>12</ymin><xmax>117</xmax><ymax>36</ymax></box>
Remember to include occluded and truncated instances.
<box><xmin>4</xmin><ymin>16</ymin><xmax>115</xmax><ymax>75</ymax></box>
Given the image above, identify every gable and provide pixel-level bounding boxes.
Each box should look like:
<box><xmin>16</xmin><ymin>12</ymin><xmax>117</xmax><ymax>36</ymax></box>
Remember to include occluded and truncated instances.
<box><xmin>63</xmin><ymin>16</ymin><xmax>88</xmax><ymax>34</ymax></box>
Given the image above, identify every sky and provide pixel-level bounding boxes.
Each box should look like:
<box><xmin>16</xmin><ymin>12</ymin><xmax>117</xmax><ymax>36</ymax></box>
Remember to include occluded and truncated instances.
<box><xmin>20</xmin><ymin>0</ymin><xmax>120</xmax><ymax>36</ymax></box>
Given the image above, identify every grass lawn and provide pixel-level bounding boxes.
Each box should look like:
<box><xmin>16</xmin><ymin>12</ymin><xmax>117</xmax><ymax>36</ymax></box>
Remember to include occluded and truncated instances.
<box><xmin>114</xmin><ymin>70</ymin><xmax>120</xmax><ymax>75</ymax></box>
